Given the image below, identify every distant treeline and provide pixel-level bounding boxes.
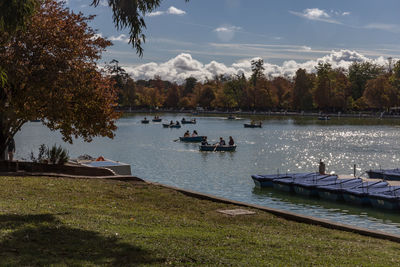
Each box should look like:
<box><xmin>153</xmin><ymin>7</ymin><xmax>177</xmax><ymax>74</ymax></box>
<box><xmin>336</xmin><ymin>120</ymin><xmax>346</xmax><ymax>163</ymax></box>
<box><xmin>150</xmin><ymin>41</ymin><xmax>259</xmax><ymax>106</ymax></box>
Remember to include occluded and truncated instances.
<box><xmin>107</xmin><ymin>58</ymin><xmax>400</xmax><ymax>112</ymax></box>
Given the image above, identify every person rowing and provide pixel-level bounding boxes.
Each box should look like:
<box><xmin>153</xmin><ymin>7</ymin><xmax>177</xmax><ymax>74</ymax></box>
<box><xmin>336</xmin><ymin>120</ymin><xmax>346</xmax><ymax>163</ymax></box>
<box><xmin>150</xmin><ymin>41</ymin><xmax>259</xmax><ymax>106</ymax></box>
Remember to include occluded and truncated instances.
<box><xmin>192</xmin><ymin>130</ymin><xmax>198</xmax><ymax>137</ymax></box>
<box><xmin>229</xmin><ymin>136</ymin><xmax>234</xmax><ymax>146</ymax></box>
<box><xmin>201</xmin><ymin>137</ymin><xmax>209</xmax><ymax>146</ymax></box>
<box><xmin>218</xmin><ymin>137</ymin><xmax>226</xmax><ymax>146</ymax></box>
<box><xmin>183</xmin><ymin>130</ymin><xmax>190</xmax><ymax>137</ymax></box>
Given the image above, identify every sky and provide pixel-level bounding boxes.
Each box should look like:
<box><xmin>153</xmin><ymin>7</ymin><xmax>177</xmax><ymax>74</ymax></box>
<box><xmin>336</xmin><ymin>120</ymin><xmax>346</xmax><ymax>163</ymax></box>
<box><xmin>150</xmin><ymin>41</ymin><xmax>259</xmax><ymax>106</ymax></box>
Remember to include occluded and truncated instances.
<box><xmin>65</xmin><ymin>0</ymin><xmax>400</xmax><ymax>83</ymax></box>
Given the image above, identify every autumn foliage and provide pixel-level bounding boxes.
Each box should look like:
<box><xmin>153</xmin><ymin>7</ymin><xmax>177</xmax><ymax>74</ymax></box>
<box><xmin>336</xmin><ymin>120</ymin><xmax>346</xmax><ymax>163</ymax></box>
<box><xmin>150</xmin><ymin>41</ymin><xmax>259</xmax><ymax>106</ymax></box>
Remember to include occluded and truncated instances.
<box><xmin>0</xmin><ymin>0</ymin><xmax>119</xmax><ymax>158</ymax></box>
<box><xmin>111</xmin><ymin>59</ymin><xmax>399</xmax><ymax>113</ymax></box>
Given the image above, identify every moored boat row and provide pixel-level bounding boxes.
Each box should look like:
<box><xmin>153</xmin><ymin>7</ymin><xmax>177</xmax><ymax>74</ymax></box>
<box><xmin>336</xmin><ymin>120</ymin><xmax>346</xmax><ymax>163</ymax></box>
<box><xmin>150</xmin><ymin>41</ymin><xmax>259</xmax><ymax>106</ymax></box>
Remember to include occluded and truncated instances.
<box><xmin>251</xmin><ymin>172</ymin><xmax>400</xmax><ymax>210</ymax></box>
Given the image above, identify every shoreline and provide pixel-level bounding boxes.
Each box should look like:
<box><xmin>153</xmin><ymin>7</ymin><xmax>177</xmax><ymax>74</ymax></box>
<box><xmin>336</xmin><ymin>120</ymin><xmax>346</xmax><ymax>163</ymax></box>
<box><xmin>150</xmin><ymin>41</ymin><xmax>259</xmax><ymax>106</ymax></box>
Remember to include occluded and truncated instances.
<box><xmin>119</xmin><ymin>108</ymin><xmax>400</xmax><ymax>120</ymax></box>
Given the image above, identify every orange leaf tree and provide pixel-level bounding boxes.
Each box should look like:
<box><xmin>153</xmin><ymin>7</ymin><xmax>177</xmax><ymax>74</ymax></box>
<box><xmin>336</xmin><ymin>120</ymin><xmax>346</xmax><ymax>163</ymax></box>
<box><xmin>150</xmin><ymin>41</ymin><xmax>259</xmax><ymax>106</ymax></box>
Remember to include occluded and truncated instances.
<box><xmin>0</xmin><ymin>0</ymin><xmax>120</xmax><ymax>160</ymax></box>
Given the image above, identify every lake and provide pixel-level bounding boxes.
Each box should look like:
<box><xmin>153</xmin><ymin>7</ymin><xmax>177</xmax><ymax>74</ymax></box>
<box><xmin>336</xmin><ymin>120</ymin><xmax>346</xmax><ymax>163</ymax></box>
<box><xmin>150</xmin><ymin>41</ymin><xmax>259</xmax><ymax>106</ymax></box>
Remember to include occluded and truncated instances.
<box><xmin>15</xmin><ymin>113</ymin><xmax>400</xmax><ymax>235</ymax></box>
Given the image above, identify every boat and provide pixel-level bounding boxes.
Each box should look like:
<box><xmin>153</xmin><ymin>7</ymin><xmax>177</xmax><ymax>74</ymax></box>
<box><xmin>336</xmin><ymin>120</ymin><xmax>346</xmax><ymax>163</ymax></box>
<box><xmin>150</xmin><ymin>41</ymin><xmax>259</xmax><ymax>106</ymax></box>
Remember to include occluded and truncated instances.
<box><xmin>368</xmin><ymin>187</ymin><xmax>400</xmax><ymax>210</ymax></box>
<box><xmin>366</xmin><ymin>168</ymin><xmax>400</xmax><ymax>181</ymax></box>
<box><xmin>152</xmin><ymin>117</ymin><xmax>162</xmax><ymax>122</ymax></box>
<box><xmin>227</xmin><ymin>115</ymin><xmax>236</xmax><ymax>120</ymax></box>
<box><xmin>292</xmin><ymin>175</ymin><xmax>339</xmax><ymax>197</ymax></box>
<box><xmin>170</xmin><ymin>124</ymin><xmax>181</xmax><ymax>128</ymax></box>
<box><xmin>162</xmin><ymin>123</ymin><xmax>181</xmax><ymax>128</ymax></box>
<box><xmin>273</xmin><ymin>173</ymin><xmax>336</xmax><ymax>193</ymax></box>
<box><xmin>316</xmin><ymin>178</ymin><xmax>364</xmax><ymax>201</ymax></box>
<box><xmin>318</xmin><ymin>116</ymin><xmax>330</xmax><ymax>120</ymax></box>
<box><xmin>141</xmin><ymin>119</ymin><xmax>150</xmax><ymax>124</ymax></box>
<box><xmin>199</xmin><ymin>145</ymin><xmax>236</xmax><ymax>152</ymax></box>
<box><xmin>179</xmin><ymin>136</ymin><xmax>206</xmax><ymax>142</ymax></box>
<box><xmin>181</xmin><ymin>118</ymin><xmax>196</xmax><ymax>124</ymax></box>
<box><xmin>251</xmin><ymin>172</ymin><xmax>316</xmax><ymax>188</ymax></box>
<box><xmin>341</xmin><ymin>181</ymin><xmax>389</xmax><ymax>205</ymax></box>
<box><xmin>79</xmin><ymin>157</ymin><xmax>132</xmax><ymax>175</ymax></box>
<box><xmin>244</xmin><ymin>123</ymin><xmax>262</xmax><ymax>128</ymax></box>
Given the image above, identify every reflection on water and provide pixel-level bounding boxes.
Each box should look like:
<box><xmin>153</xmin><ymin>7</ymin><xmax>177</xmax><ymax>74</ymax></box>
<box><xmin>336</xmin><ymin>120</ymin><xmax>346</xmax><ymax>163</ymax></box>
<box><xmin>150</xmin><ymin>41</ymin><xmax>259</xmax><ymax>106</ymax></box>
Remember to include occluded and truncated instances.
<box><xmin>15</xmin><ymin>114</ymin><xmax>400</xmax><ymax>235</ymax></box>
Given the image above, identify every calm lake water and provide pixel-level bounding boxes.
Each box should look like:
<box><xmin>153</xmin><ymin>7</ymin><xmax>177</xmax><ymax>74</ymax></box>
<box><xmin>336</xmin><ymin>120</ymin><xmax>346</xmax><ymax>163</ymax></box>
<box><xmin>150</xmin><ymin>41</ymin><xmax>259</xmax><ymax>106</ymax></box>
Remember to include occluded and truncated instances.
<box><xmin>15</xmin><ymin>114</ymin><xmax>400</xmax><ymax>235</ymax></box>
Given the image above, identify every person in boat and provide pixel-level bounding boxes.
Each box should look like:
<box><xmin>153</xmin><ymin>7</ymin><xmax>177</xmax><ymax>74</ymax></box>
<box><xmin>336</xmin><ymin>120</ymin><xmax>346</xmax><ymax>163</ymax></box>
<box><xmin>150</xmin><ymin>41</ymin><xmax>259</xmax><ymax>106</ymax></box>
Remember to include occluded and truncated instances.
<box><xmin>170</xmin><ymin>120</ymin><xmax>174</xmax><ymax>125</ymax></box>
<box><xmin>228</xmin><ymin>136</ymin><xmax>234</xmax><ymax>146</ymax></box>
<box><xmin>182</xmin><ymin>117</ymin><xmax>186</xmax><ymax>122</ymax></box>
<box><xmin>176</xmin><ymin>121</ymin><xmax>180</xmax><ymax>126</ymax></box>
<box><xmin>184</xmin><ymin>130</ymin><xmax>190</xmax><ymax>137</ymax></box>
<box><xmin>144</xmin><ymin>117</ymin><xmax>147</xmax><ymax>120</ymax></box>
<box><xmin>192</xmin><ymin>130</ymin><xmax>198</xmax><ymax>137</ymax></box>
<box><xmin>250</xmin><ymin>120</ymin><xmax>255</xmax><ymax>125</ymax></box>
<box><xmin>219</xmin><ymin>137</ymin><xmax>226</xmax><ymax>146</ymax></box>
<box><xmin>201</xmin><ymin>137</ymin><xmax>209</xmax><ymax>146</ymax></box>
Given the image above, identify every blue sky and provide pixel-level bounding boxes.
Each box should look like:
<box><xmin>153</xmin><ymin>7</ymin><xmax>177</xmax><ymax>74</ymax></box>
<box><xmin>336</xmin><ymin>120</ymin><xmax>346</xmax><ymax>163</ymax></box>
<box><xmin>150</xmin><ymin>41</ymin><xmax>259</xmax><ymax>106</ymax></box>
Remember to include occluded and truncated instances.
<box><xmin>66</xmin><ymin>0</ymin><xmax>400</xmax><ymax>82</ymax></box>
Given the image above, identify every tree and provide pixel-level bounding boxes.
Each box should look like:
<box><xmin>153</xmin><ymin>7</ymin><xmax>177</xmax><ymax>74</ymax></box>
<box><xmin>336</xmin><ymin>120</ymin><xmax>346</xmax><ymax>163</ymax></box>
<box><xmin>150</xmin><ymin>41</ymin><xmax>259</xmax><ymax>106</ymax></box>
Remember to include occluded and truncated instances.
<box><xmin>363</xmin><ymin>75</ymin><xmax>398</xmax><ymax>110</ymax></box>
<box><xmin>313</xmin><ymin>63</ymin><xmax>332</xmax><ymax>110</ymax></box>
<box><xmin>0</xmin><ymin>0</ymin><xmax>119</xmax><ymax>159</ymax></box>
<box><xmin>271</xmin><ymin>77</ymin><xmax>292</xmax><ymax>109</ymax></box>
<box><xmin>292</xmin><ymin>69</ymin><xmax>314</xmax><ymax>111</ymax></box>
<box><xmin>0</xmin><ymin>0</ymin><xmax>38</xmax><ymax>86</ymax></box>
<box><xmin>91</xmin><ymin>0</ymin><xmax>189</xmax><ymax>56</ymax></box>
<box><xmin>183</xmin><ymin>77</ymin><xmax>197</xmax><ymax>96</ymax></box>
<box><xmin>348</xmin><ymin>62</ymin><xmax>384</xmax><ymax>100</ymax></box>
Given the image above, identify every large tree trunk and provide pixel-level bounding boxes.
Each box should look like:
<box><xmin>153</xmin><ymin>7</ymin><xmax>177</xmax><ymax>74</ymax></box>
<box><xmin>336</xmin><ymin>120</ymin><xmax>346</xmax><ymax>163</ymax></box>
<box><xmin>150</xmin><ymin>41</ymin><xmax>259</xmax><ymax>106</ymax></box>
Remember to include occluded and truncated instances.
<box><xmin>0</xmin><ymin>125</ymin><xmax>7</xmax><ymax>161</ymax></box>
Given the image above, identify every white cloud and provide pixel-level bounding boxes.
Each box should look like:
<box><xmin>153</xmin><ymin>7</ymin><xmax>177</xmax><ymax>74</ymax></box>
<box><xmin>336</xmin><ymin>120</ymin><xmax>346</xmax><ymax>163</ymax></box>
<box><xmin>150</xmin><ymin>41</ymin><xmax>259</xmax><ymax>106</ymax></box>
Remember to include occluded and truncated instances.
<box><xmin>289</xmin><ymin>8</ymin><xmax>342</xmax><ymax>24</ymax></box>
<box><xmin>148</xmin><ymin>6</ymin><xmax>186</xmax><ymax>17</ymax></box>
<box><xmin>148</xmin><ymin>11</ymin><xmax>164</xmax><ymax>17</ymax></box>
<box><xmin>342</xmin><ymin>12</ymin><xmax>351</xmax><ymax>16</ymax></box>
<box><xmin>167</xmin><ymin>6</ymin><xmax>186</xmax><ymax>15</ymax></box>
<box><xmin>214</xmin><ymin>25</ymin><xmax>241</xmax><ymax>42</ymax></box>
<box><xmin>124</xmin><ymin>50</ymin><xmax>391</xmax><ymax>84</ymax></box>
<box><xmin>109</xmin><ymin>34</ymin><xmax>130</xmax><ymax>43</ymax></box>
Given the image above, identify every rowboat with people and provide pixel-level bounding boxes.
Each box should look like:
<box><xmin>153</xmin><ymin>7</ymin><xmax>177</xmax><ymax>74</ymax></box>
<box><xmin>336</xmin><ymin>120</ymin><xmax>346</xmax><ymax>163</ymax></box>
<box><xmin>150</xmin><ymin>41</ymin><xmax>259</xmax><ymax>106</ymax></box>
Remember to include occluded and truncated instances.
<box><xmin>181</xmin><ymin>118</ymin><xmax>196</xmax><ymax>124</ymax></box>
<box><xmin>152</xmin><ymin>116</ymin><xmax>162</xmax><ymax>122</ymax></box>
<box><xmin>199</xmin><ymin>145</ymin><xmax>237</xmax><ymax>152</ymax></box>
<box><xmin>244</xmin><ymin>122</ymin><xmax>262</xmax><ymax>128</ymax></box>
<box><xmin>141</xmin><ymin>118</ymin><xmax>149</xmax><ymax>124</ymax></box>
<box><xmin>179</xmin><ymin>136</ymin><xmax>207</xmax><ymax>142</ymax></box>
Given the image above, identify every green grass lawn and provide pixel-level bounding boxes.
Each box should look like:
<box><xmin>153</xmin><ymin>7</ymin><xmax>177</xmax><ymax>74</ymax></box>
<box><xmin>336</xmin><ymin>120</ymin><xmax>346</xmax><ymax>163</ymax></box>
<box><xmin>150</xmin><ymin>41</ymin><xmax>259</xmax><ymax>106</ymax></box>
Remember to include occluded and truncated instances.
<box><xmin>0</xmin><ymin>176</ymin><xmax>399</xmax><ymax>266</ymax></box>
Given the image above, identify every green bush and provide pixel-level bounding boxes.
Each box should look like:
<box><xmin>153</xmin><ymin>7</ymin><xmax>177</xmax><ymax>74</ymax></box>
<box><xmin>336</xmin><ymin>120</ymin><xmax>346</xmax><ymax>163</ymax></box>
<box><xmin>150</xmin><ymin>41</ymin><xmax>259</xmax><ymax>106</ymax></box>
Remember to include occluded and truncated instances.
<box><xmin>30</xmin><ymin>144</ymin><xmax>69</xmax><ymax>165</ymax></box>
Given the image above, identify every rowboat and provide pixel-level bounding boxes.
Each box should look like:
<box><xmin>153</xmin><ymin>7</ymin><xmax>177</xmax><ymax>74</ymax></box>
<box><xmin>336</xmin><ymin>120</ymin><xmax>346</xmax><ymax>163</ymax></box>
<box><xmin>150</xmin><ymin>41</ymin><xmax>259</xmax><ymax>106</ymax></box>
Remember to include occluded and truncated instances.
<box><xmin>316</xmin><ymin>178</ymin><xmax>363</xmax><ymax>201</ymax></box>
<box><xmin>292</xmin><ymin>175</ymin><xmax>339</xmax><ymax>197</ymax></box>
<box><xmin>318</xmin><ymin>116</ymin><xmax>330</xmax><ymax>120</ymax></box>
<box><xmin>341</xmin><ymin>181</ymin><xmax>389</xmax><ymax>205</ymax></box>
<box><xmin>152</xmin><ymin>118</ymin><xmax>162</xmax><ymax>122</ymax></box>
<box><xmin>181</xmin><ymin>118</ymin><xmax>196</xmax><ymax>124</ymax></box>
<box><xmin>367</xmin><ymin>168</ymin><xmax>400</xmax><ymax>181</ymax></box>
<box><xmin>199</xmin><ymin>145</ymin><xmax>236</xmax><ymax>152</ymax></box>
<box><xmin>227</xmin><ymin>115</ymin><xmax>236</xmax><ymax>120</ymax></box>
<box><xmin>141</xmin><ymin>119</ymin><xmax>149</xmax><ymax>124</ymax></box>
<box><xmin>162</xmin><ymin>123</ymin><xmax>181</xmax><ymax>128</ymax></box>
<box><xmin>244</xmin><ymin>123</ymin><xmax>262</xmax><ymax>128</ymax></box>
<box><xmin>273</xmin><ymin>173</ymin><xmax>335</xmax><ymax>193</ymax></box>
<box><xmin>251</xmin><ymin>172</ymin><xmax>316</xmax><ymax>188</ymax></box>
<box><xmin>368</xmin><ymin>187</ymin><xmax>400</xmax><ymax>210</ymax></box>
<box><xmin>179</xmin><ymin>136</ymin><xmax>206</xmax><ymax>142</ymax></box>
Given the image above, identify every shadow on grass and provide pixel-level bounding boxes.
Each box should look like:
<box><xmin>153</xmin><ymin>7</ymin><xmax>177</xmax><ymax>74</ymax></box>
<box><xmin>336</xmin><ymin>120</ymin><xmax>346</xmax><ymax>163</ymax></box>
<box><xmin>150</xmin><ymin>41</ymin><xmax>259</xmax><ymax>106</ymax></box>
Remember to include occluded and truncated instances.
<box><xmin>0</xmin><ymin>214</ymin><xmax>162</xmax><ymax>266</ymax></box>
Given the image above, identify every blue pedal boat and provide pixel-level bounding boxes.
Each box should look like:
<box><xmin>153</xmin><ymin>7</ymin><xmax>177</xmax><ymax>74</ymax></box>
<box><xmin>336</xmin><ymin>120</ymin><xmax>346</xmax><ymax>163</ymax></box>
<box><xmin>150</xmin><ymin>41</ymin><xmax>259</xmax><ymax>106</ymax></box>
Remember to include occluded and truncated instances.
<box><xmin>251</xmin><ymin>173</ymin><xmax>314</xmax><ymax>188</ymax></box>
<box><xmin>367</xmin><ymin>168</ymin><xmax>400</xmax><ymax>181</ymax></box>
<box><xmin>292</xmin><ymin>175</ymin><xmax>339</xmax><ymax>197</ymax></box>
<box><xmin>368</xmin><ymin>186</ymin><xmax>400</xmax><ymax>210</ymax></box>
<box><xmin>316</xmin><ymin>178</ymin><xmax>363</xmax><ymax>201</ymax></box>
<box><xmin>272</xmin><ymin>173</ymin><xmax>329</xmax><ymax>193</ymax></box>
<box><xmin>341</xmin><ymin>181</ymin><xmax>389</xmax><ymax>206</ymax></box>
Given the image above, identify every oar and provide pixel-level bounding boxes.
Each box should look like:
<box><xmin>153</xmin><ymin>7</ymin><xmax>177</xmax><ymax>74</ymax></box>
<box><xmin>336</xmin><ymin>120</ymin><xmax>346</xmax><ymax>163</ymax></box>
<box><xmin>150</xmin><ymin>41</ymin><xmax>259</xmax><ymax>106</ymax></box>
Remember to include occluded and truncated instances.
<box><xmin>173</xmin><ymin>138</ymin><xmax>180</xmax><ymax>142</ymax></box>
<box><xmin>213</xmin><ymin>143</ymin><xmax>219</xmax><ymax>152</ymax></box>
